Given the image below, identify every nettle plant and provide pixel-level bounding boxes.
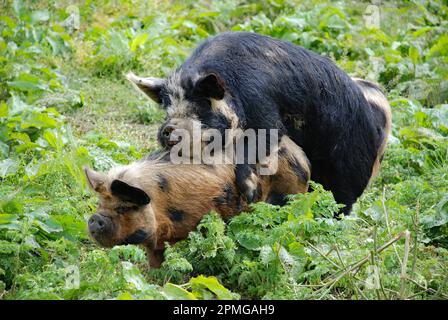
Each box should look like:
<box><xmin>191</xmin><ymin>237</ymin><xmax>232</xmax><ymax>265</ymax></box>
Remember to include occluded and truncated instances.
<box><xmin>158</xmin><ymin>184</ymin><xmax>383</xmax><ymax>299</ymax></box>
<box><xmin>0</xmin><ymin>2</ymin><xmax>88</xmax><ymax>291</ymax></box>
<box><xmin>161</xmin><ymin>183</ymin><xmax>445</xmax><ymax>299</ymax></box>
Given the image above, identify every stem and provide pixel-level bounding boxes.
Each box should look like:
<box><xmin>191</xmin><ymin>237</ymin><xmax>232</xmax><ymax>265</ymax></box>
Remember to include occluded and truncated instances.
<box><xmin>411</xmin><ymin>201</ymin><xmax>420</xmax><ymax>275</ymax></box>
<box><xmin>306</xmin><ymin>241</ymin><xmax>341</xmax><ymax>270</ymax></box>
<box><xmin>335</xmin><ymin>244</ymin><xmax>367</xmax><ymax>300</ymax></box>
<box><xmin>399</xmin><ymin>230</ymin><xmax>411</xmax><ymax>299</ymax></box>
<box><xmin>382</xmin><ymin>187</ymin><xmax>402</xmax><ymax>268</ymax></box>
<box><xmin>406</xmin><ymin>276</ymin><xmax>448</xmax><ymax>299</ymax></box>
<box><xmin>434</xmin><ymin>272</ymin><xmax>448</xmax><ymax>299</ymax></box>
<box><xmin>370</xmin><ymin>250</ymin><xmax>382</xmax><ymax>300</ymax></box>
<box><xmin>315</xmin><ymin>231</ymin><xmax>409</xmax><ymax>298</ymax></box>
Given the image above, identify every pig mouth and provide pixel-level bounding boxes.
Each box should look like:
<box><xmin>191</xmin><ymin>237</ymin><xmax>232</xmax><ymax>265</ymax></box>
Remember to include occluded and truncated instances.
<box><xmin>89</xmin><ymin>234</ymin><xmax>116</xmax><ymax>248</ymax></box>
<box><xmin>120</xmin><ymin>229</ymin><xmax>152</xmax><ymax>245</ymax></box>
<box><xmin>88</xmin><ymin>221</ymin><xmax>116</xmax><ymax>248</ymax></box>
<box><xmin>167</xmin><ymin>135</ymin><xmax>182</xmax><ymax>146</ymax></box>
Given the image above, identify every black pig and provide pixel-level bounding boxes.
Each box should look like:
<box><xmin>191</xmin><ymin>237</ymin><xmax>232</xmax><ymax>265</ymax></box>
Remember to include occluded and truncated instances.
<box><xmin>127</xmin><ymin>32</ymin><xmax>391</xmax><ymax>215</ymax></box>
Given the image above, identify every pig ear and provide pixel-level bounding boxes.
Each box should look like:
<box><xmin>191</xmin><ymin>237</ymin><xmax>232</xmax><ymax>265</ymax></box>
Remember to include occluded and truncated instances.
<box><xmin>110</xmin><ymin>180</ymin><xmax>151</xmax><ymax>206</ymax></box>
<box><xmin>84</xmin><ymin>166</ymin><xmax>107</xmax><ymax>193</ymax></box>
<box><xmin>126</xmin><ymin>72</ymin><xmax>165</xmax><ymax>104</ymax></box>
<box><xmin>194</xmin><ymin>73</ymin><xmax>225</xmax><ymax>100</ymax></box>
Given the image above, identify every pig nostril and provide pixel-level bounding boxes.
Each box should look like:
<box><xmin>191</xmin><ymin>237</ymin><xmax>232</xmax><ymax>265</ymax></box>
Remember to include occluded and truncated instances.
<box><xmin>89</xmin><ymin>214</ymin><xmax>108</xmax><ymax>232</ymax></box>
<box><xmin>163</xmin><ymin>126</ymin><xmax>174</xmax><ymax>137</ymax></box>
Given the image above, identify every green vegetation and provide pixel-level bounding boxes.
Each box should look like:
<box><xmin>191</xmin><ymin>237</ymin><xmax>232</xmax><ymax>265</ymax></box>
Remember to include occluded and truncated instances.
<box><xmin>0</xmin><ymin>0</ymin><xmax>447</xmax><ymax>299</ymax></box>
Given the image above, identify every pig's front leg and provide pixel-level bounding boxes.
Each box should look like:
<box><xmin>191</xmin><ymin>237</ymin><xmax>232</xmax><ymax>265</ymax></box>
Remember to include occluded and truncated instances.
<box><xmin>235</xmin><ymin>163</ymin><xmax>261</xmax><ymax>204</ymax></box>
<box><xmin>146</xmin><ymin>248</ymin><xmax>164</xmax><ymax>268</ymax></box>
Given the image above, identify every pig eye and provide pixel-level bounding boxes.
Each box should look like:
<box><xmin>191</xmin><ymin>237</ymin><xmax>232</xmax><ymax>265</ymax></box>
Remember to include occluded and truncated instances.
<box><xmin>160</xmin><ymin>93</ymin><xmax>171</xmax><ymax>108</ymax></box>
<box><xmin>115</xmin><ymin>205</ymin><xmax>137</xmax><ymax>215</ymax></box>
<box><xmin>115</xmin><ymin>206</ymin><xmax>128</xmax><ymax>214</ymax></box>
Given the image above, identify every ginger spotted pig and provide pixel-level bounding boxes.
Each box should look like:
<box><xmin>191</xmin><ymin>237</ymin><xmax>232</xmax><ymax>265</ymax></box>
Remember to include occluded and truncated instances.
<box><xmin>84</xmin><ymin>136</ymin><xmax>310</xmax><ymax>267</ymax></box>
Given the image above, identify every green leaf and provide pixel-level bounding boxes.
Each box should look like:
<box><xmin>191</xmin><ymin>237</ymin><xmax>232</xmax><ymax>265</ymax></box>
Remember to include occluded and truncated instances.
<box><xmin>427</xmin><ymin>34</ymin><xmax>448</xmax><ymax>57</ymax></box>
<box><xmin>12</xmin><ymin>0</ymin><xmax>24</xmax><ymax>19</ymax></box>
<box><xmin>189</xmin><ymin>275</ymin><xmax>238</xmax><ymax>300</ymax></box>
<box><xmin>162</xmin><ymin>283</ymin><xmax>197</xmax><ymax>300</ymax></box>
<box><xmin>43</xmin><ymin>129</ymin><xmax>59</xmax><ymax>150</ymax></box>
<box><xmin>0</xmin><ymin>240</ymin><xmax>19</xmax><ymax>253</ymax></box>
<box><xmin>0</xmin><ymin>141</ymin><xmax>9</xmax><ymax>158</ymax></box>
<box><xmin>409</xmin><ymin>46</ymin><xmax>419</xmax><ymax>65</ymax></box>
<box><xmin>9</xmin><ymin>95</ymin><xmax>29</xmax><ymax>116</ymax></box>
<box><xmin>130</xmin><ymin>33</ymin><xmax>149</xmax><ymax>52</ymax></box>
<box><xmin>121</xmin><ymin>261</ymin><xmax>149</xmax><ymax>291</ymax></box>
<box><xmin>7</xmin><ymin>74</ymin><xmax>47</xmax><ymax>92</ymax></box>
<box><xmin>21</xmin><ymin>112</ymin><xmax>58</xmax><ymax>129</ymax></box>
<box><xmin>34</xmin><ymin>216</ymin><xmax>63</xmax><ymax>234</ymax></box>
<box><xmin>0</xmin><ymin>15</ymin><xmax>17</xmax><ymax>29</ymax></box>
<box><xmin>30</xmin><ymin>10</ymin><xmax>50</xmax><ymax>23</ymax></box>
<box><xmin>0</xmin><ymin>214</ymin><xmax>17</xmax><ymax>225</ymax></box>
<box><xmin>260</xmin><ymin>245</ymin><xmax>275</xmax><ymax>264</ymax></box>
<box><xmin>0</xmin><ymin>214</ymin><xmax>21</xmax><ymax>230</ymax></box>
<box><xmin>15</xmin><ymin>141</ymin><xmax>40</xmax><ymax>153</ymax></box>
<box><xmin>116</xmin><ymin>292</ymin><xmax>134</xmax><ymax>300</ymax></box>
<box><xmin>231</xmin><ymin>225</ymin><xmax>264</xmax><ymax>250</ymax></box>
<box><xmin>0</xmin><ymin>102</ymin><xmax>8</xmax><ymax>117</ymax></box>
<box><xmin>421</xmin><ymin>196</ymin><xmax>448</xmax><ymax>229</ymax></box>
<box><xmin>0</xmin><ymin>199</ymin><xmax>23</xmax><ymax>215</ymax></box>
<box><xmin>0</xmin><ymin>158</ymin><xmax>19</xmax><ymax>178</ymax></box>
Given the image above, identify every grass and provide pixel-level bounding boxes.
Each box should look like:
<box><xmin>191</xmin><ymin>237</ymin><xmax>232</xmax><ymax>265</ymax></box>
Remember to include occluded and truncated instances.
<box><xmin>67</xmin><ymin>77</ymin><xmax>162</xmax><ymax>152</ymax></box>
